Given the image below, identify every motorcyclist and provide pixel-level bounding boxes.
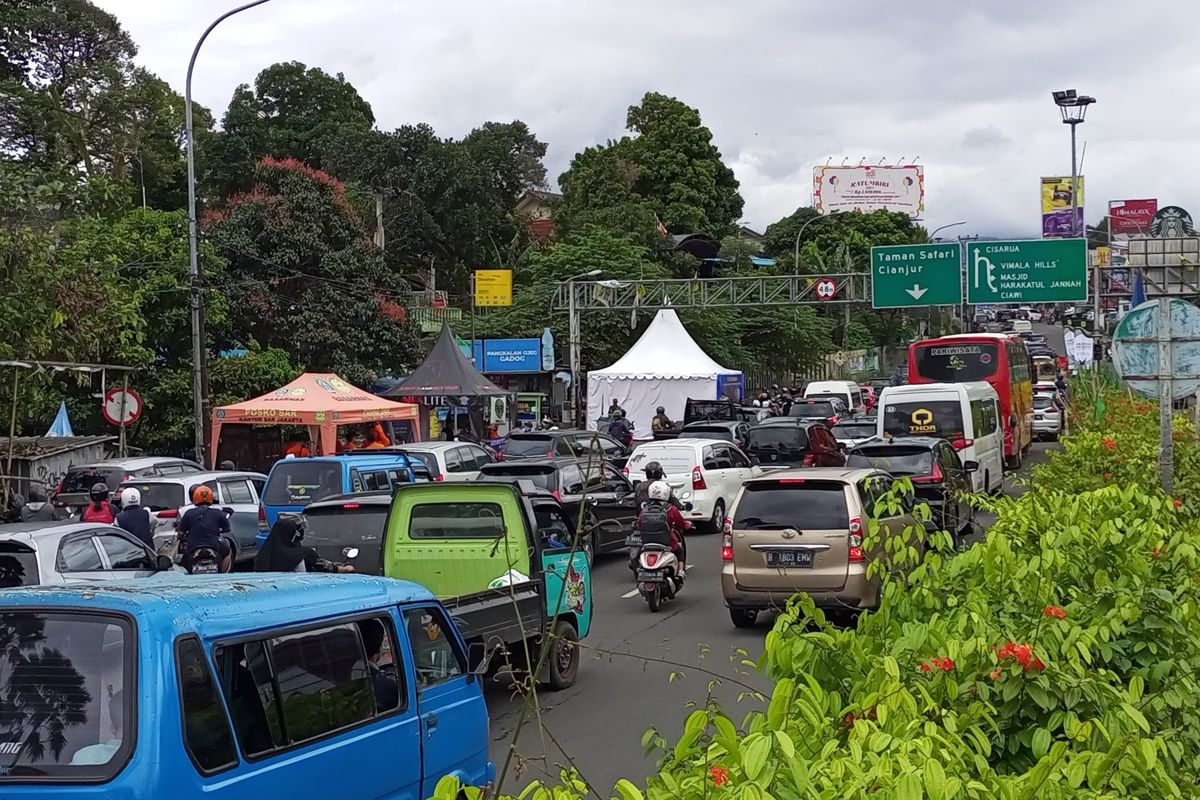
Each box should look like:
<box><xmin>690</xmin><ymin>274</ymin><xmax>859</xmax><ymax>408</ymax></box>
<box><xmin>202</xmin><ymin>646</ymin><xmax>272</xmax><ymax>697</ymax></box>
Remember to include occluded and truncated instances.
<box><xmin>607</xmin><ymin>409</ymin><xmax>634</xmax><ymax>446</ymax></box>
<box><xmin>20</xmin><ymin>485</ymin><xmax>63</xmax><ymax>523</ymax></box>
<box><xmin>650</xmin><ymin>406</ymin><xmax>674</xmax><ymax>433</ymax></box>
<box><xmin>255</xmin><ymin>516</ymin><xmax>354</xmax><ymax>573</ymax></box>
<box><xmin>636</xmin><ymin>480</ymin><xmax>689</xmax><ymax>574</ymax></box>
<box><xmin>114</xmin><ymin>487</ymin><xmax>156</xmax><ymax>550</ymax></box>
<box><xmin>80</xmin><ymin>482</ymin><xmax>116</xmax><ymax>524</ymax></box>
<box><xmin>178</xmin><ymin>485</ymin><xmax>232</xmax><ymax>573</ymax></box>
<box><xmin>634</xmin><ymin>461</ymin><xmax>681</xmax><ymax>509</ymax></box>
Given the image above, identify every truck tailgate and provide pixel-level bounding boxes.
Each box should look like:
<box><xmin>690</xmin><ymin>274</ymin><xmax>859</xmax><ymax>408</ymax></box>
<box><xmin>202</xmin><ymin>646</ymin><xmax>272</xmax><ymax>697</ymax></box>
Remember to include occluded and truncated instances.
<box><xmin>444</xmin><ymin>579</ymin><xmax>545</xmax><ymax>650</ymax></box>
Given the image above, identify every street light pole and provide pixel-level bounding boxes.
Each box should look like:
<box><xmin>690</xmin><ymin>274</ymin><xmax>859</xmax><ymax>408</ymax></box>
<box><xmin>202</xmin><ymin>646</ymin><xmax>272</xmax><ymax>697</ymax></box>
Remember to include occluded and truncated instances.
<box><xmin>185</xmin><ymin>0</ymin><xmax>272</xmax><ymax>465</ymax></box>
<box><xmin>566</xmin><ymin>269</ymin><xmax>601</xmax><ymax>427</ymax></box>
<box><xmin>927</xmin><ymin>221</ymin><xmax>968</xmax><ymax>330</ymax></box>
<box><xmin>1053</xmin><ymin>90</ymin><xmax>1097</xmax><ymax>330</ymax></box>
<box><xmin>793</xmin><ymin>212</ymin><xmax>838</xmax><ymax>269</ymax></box>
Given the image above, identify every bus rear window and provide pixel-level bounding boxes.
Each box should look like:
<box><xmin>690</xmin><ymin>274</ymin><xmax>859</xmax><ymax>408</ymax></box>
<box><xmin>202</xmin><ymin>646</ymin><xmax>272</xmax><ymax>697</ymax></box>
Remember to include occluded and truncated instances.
<box><xmin>0</xmin><ymin>612</ymin><xmax>132</xmax><ymax>782</ymax></box>
<box><xmin>882</xmin><ymin>401</ymin><xmax>966</xmax><ymax>439</ymax></box>
<box><xmin>913</xmin><ymin>343</ymin><xmax>1000</xmax><ymax>382</ymax></box>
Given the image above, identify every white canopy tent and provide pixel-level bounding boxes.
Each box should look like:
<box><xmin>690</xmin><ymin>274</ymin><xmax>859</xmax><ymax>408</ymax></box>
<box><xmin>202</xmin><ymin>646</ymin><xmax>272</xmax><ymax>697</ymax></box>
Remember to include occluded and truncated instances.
<box><xmin>586</xmin><ymin>309</ymin><xmax>743</xmax><ymax>437</ymax></box>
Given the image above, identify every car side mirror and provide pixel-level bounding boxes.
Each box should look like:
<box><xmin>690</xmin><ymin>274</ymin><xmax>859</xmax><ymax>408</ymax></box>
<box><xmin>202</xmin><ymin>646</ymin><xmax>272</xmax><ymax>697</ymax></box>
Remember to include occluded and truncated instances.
<box><xmin>156</xmin><ymin>554</ymin><xmax>174</xmax><ymax>572</ymax></box>
<box><xmin>964</xmin><ymin>460</ymin><xmax>980</xmax><ymax>472</ymax></box>
<box><xmin>466</xmin><ymin>641</ymin><xmax>492</xmax><ymax>677</ymax></box>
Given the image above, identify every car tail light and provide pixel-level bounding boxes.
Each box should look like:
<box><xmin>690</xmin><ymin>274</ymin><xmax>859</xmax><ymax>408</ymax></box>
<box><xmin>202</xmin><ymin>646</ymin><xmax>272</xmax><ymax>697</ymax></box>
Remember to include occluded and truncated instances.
<box><xmin>258</xmin><ymin>504</ymin><xmax>268</xmax><ymax>532</ymax></box>
<box><xmin>646</xmin><ymin>552</ymin><xmax>659</xmax><ymax>567</ymax></box>
<box><xmin>721</xmin><ymin>519</ymin><xmax>734</xmax><ymax>561</ymax></box>
<box><xmin>912</xmin><ymin>461</ymin><xmax>944</xmax><ymax>484</ymax></box>
<box><xmin>801</xmin><ymin>453</ymin><xmax>815</xmax><ymax>467</ymax></box>
<box><xmin>124</xmin><ymin>473</ymin><xmax>133</xmax><ymax>481</ymax></box>
<box><xmin>622</xmin><ymin>465</ymin><xmax>630</xmax><ymax>476</ymax></box>
<box><xmin>551</xmin><ymin>489</ymin><xmax>561</xmax><ymax>501</ymax></box>
<box><xmin>950</xmin><ymin>438</ymin><xmax>974</xmax><ymax>451</ymax></box>
<box><xmin>692</xmin><ymin>466</ymin><xmax>706</xmax><ymax>490</ymax></box>
<box><xmin>848</xmin><ymin>517</ymin><xmax>864</xmax><ymax>562</ymax></box>
<box><xmin>546</xmin><ymin>450</ymin><xmax>555</xmax><ymax>458</ymax></box>
<box><xmin>776</xmin><ymin>477</ymin><xmax>807</xmax><ymax>484</ymax></box>
<box><xmin>829</xmin><ymin>416</ymin><xmax>840</xmax><ymax>425</ymax></box>
<box><xmin>157</xmin><ymin>508</ymin><xmax>178</xmax><ymax>519</ymax></box>
<box><xmin>343</xmin><ymin>503</ymin><xmax>360</xmax><ymax>509</ymax></box>
<box><xmin>435</xmin><ymin>474</ymin><xmax>445</xmax><ymax>482</ymax></box>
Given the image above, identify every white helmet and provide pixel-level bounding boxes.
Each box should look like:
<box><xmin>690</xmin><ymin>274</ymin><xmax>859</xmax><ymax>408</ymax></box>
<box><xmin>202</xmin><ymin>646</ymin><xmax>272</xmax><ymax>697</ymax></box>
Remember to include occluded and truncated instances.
<box><xmin>120</xmin><ymin>487</ymin><xmax>141</xmax><ymax>508</ymax></box>
<box><xmin>647</xmin><ymin>480</ymin><xmax>671</xmax><ymax>502</ymax></box>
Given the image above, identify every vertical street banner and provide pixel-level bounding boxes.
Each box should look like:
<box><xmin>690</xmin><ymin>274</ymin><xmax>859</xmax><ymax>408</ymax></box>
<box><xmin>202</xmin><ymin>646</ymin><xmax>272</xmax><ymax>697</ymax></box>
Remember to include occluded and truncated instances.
<box><xmin>1041</xmin><ymin>176</ymin><xmax>1084</xmax><ymax>238</ymax></box>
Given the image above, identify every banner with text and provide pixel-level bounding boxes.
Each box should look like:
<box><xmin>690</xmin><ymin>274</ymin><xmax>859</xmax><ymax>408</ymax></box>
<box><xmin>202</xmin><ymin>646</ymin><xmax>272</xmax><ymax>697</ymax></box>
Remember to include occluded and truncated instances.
<box><xmin>813</xmin><ymin>165</ymin><xmax>924</xmax><ymax>219</ymax></box>
<box><xmin>1041</xmin><ymin>176</ymin><xmax>1085</xmax><ymax>238</ymax></box>
<box><xmin>1109</xmin><ymin>199</ymin><xmax>1158</xmax><ymax>236</ymax></box>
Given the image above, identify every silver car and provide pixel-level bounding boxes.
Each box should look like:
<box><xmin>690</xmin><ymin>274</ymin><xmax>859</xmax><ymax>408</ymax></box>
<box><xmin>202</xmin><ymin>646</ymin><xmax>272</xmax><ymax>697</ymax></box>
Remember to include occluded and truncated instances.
<box><xmin>53</xmin><ymin>456</ymin><xmax>205</xmax><ymax>515</ymax></box>
<box><xmin>0</xmin><ymin>522</ymin><xmax>179</xmax><ymax>587</ymax></box>
<box><xmin>118</xmin><ymin>471</ymin><xmax>266</xmax><ymax>564</ymax></box>
<box><xmin>1033</xmin><ymin>392</ymin><xmax>1064</xmax><ymax>440</ymax></box>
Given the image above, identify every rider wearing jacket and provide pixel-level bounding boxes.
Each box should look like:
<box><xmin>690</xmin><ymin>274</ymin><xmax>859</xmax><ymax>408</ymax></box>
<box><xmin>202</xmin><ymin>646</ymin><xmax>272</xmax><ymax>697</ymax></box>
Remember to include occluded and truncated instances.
<box><xmin>114</xmin><ymin>487</ymin><xmax>155</xmax><ymax>550</ymax></box>
<box><xmin>178</xmin><ymin>485</ymin><xmax>232</xmax><ymax>572</ymax></box>
<box><xmin>80</xmin><ymin>483</ymin><xmax>116</xmax><ymax>524</ymax></box>
<box><xmin>636</xmin><ymin>480</ymin><xmax>688</xmax><ymax>573</ymax></box>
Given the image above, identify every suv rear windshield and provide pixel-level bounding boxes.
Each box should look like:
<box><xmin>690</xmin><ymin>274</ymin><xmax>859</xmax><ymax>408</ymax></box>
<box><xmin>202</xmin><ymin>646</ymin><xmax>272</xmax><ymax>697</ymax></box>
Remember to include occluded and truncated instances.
<box><xmin>0</xmin><ymin>541</ymin><xmax>39</xmax><ymax>587</ymax></box>
<box><xmin>119</xmin><ymin>482</ymin><xmax>184</xmax><ymax>512</ymax></box>
<box><xmin>1034</xmin><ymin>395</ymin><xmax>1055</xmax><ymax>410</ymax></box>
<box><xmin>61</xmin><ymin>468</ymin><xmax>122</xmax><ymax>494</ymax></box>
<box><xmin>478</xmin><ymin>465</ymin><xmax>559</xmax><ymax>491</ymax></box>
<box><xmin>789</xmin><ymin>401</ymin><xmax>835</xmax><ymax>418</ymax></box>
<box><xmin>913</xmin><ymin>343</ymin><xmax>1000</xmax><ymax>382</ymax></box>
<box><xmin>0</xmin><ymin>612</ymin><xmax>132</xmax><ymax>781</ymax></box>
<box><xmin>745</xmin><ymin>426</ymin><xmax>809</xmax><ymax>455</ymax></box>
<box><xmin>503</xmin><ymin>436</ymin><xmax>554</xmax><ymax>457</ymax></box>
<box><xmin>846</xmin><ymin>446</ymin><xmax>933</xmax><ymax>476</ymax></box>
<box><xmin>304</xmin><ymin>503</ymin><xmax>389</xmax><ymax>574</ymax></box>
<box><xmin>832</xmin><ymin>423</ymin><xmax>876</xmax><ymax>440</ymax></box>
<box><xmin>263</xmin><ymin>462</ymin><xmax>343</xmax><ymax>506</ymax></box>
<box><xmin>734</xmin><ymin>480</ymin><xmax>849</xmax><ymax>530</ymax></box>
<box><xmin>625</xmin><ymin>447</ymin><xmax>697</xmax><ymax>475</ymax></box>
<box><xmin>882</xmin><ymin>400</ymin><xmax>965</xmax><ymax>439</ymax></box>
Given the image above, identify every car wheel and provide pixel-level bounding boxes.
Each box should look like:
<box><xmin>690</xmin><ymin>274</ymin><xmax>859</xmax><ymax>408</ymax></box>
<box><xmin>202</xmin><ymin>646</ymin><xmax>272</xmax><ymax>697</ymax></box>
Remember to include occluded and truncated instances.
<box><xmin>730</xmin><ymin>607</ymin><xmax>758</xmax><ymax>628</ymax></box>
<box><xmin>546</xmin><ymin>620</ymin><xmax>580</xmax><ymax>690</ymax></box>
<box><xmin>704</xmin><ymin>501</ymin><xmax>725</xmax><ymax>534</ymax></box>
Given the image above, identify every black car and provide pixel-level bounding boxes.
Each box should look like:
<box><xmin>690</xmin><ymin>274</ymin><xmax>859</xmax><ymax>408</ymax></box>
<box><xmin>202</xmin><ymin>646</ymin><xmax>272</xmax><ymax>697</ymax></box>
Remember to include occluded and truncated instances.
<box><xmin>476</xmin><ymin>458</ymin><xmax>637</xmax><ymax>562</ymax></box>
<box><xmin>501</xmin><ymin>430</ymin><xmax>630</xmax><ymax>469</ymax></box>
<box><xmin>679</xmin><ymin>420</ymin><xmax>752</xmax><ymax>448</ymax></box>
<box><xmin>844</xmin><ymin>437</ymin><xmax>975</xmax><ymax>542</ymax></box>
<box><xmin>787</xmin><ymin>398</ymin><xmax>845</xmax><ymax>426</ymax></box>
<box><xmin>743</xmin><ymin>420</ymin><xmax>845</xmax><ymax>469</ymax></box>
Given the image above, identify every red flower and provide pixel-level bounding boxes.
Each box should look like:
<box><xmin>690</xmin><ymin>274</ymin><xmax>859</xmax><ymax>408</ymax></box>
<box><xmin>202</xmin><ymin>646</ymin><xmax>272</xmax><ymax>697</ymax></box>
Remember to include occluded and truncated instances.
<box><xmin>997</xmin><ymin>641</ymin><xmax>1034</xmax><ymax>669</ymax></box>
<box><xmin>920</xmin><ymin>657</ymin><xmax>955</xmax><ymax>672</ymax></box>
<box><xmin>919</xmin><ymin>661</ymin><xmax>931</xmax><ymax>673</ymax></box>
<box><xmin>1043</xmin><ymin>605</ymin><xmax>1066</xmax><ymax>619</ymax></box>
<box><xmin>1102</xmin><ymin>438</ymin><xmax>1117</xmax><ymax>451</ymax></box>
<box><xmin>1030</xmin><ymin>657</ymin><xmax>1046</xmax><ymax>672</ymax></box>
<box><xmin>709</xmin><ymin>766</ymin><xmax>729</xmax><ymax>787</ymax></box>
<box><xmin>1174</xmin><ymin>498</ymin><xmax>1184</xmax><ymax>508</ymax></box>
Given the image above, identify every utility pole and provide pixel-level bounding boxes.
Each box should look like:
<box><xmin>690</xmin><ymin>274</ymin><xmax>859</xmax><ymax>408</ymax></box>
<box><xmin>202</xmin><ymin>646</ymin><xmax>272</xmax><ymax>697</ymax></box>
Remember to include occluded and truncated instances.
<box><xmin>566</xmin><ymin>269</ymin><xmax>601</xmax><ymax>427</ymax></box>
<box><xmin>185</xmin><ymin>0</ymin><xmax>272</xmax><ymax>465</ymax></box>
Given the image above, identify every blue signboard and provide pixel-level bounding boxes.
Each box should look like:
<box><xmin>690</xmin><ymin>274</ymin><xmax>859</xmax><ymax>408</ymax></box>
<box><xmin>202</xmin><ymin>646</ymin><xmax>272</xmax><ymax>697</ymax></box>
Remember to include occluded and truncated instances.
<box><xmin>716</xmin><ymin>373</ymin><xmax>744</xmax><ymax>401</ymax></box>
<box><xmin>456</xmin><ymin>338</ymin><xmax>545</xmax><ymax>373</ymax></box>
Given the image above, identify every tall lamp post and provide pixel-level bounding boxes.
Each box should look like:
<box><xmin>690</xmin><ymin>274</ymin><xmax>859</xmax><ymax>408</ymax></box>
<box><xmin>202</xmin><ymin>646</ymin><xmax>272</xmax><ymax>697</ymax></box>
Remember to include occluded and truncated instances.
<box><xmin>928</xmin><ymin>220</ymin><xmax>969</xmax><ymax>330</ymax></box>
<box><xmin>793</xmin><ymin>212</ymin><xmax>840</xmax><ymax>269</ymax></box>
<box><xmin>567</xmin><ymin>269</ymin><xmax>602</xmax><ymax>427</ymax></box>
<box><xmin>185</xmin><ymin>0</ymin><xmax>273</xmax><ymax>465</ymax></box>
<box><xmin>1052</xmin><ymin>89</ymin><xmax>1097</xmax><ymax>327</ymax></box>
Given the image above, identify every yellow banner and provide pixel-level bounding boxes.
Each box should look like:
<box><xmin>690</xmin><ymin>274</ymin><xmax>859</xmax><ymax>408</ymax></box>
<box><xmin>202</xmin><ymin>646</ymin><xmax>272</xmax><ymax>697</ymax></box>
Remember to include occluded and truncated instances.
<box><xmin>1041</xmin><ymin>176</ymin><xmax>1085</xmax><ymax>213</ymax></box>
<box><xmin>474</xmin><ymin>269</ymin><xmax>513</xmax><ymax>307</ymax></box>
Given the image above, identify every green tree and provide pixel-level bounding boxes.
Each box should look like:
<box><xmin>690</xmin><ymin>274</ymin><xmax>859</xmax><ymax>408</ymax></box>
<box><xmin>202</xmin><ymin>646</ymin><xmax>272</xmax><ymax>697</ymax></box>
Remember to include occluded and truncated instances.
<box><xmin>205</xmin><ymin>61</ymin><xmax>375</xmax><ymax>196</ymax></box>
<box><xmin>556</xmin><ymin>92</ymin><xmax>743</xmax><ymax>242</ymax></box>
<box><xmin>204</xmin><ymin>156</ymin><xmax>419</xmax><ymax>383</ymax></box>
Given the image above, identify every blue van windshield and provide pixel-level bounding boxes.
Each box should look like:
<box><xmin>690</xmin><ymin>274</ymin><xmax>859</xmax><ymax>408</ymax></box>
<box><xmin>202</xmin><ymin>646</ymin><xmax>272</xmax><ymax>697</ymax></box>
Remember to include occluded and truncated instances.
<box><xmin>263</xmin><ymin>461</ymin><xmax>344</xmax><ymax>506</ymax></box>
<box><xmin>0</xmin><ymin>612</ymin><xmax>132</xmax><ymax>781</ymax></box>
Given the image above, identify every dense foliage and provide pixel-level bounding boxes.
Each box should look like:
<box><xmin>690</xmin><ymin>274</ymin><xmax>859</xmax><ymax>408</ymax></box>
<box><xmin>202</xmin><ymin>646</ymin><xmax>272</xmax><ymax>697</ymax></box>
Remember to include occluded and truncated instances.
<box><xmin>439</xmin><ymin>387</ymin><xmax>1200</xmax><ymax>798</ymax></box>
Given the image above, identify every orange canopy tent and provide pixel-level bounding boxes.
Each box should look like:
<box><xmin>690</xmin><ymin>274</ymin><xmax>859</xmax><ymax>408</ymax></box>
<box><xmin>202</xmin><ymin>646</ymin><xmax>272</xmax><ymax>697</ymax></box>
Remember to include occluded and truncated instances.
<box><xmin>209</xmin><ymin>373</ymin><xmax>419</xmax><ymax>466</ymax></box>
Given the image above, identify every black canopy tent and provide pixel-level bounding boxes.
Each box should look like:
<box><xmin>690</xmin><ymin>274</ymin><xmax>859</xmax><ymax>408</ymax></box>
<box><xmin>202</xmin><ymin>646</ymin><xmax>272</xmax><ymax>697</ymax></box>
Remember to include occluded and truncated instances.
<box><xmin>381</xmin><ymin>323</ymin><xmax>512</xmax><ymax>438</ymax></box>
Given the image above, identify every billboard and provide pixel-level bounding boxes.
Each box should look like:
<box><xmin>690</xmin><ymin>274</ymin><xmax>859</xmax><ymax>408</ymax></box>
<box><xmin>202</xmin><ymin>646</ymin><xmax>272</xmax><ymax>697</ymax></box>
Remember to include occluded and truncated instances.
<box><xmin>813</xmin><ymin>165</ymin><xmax>924</xmax><ymax>218</ymax></box>
<box><xmin>1041</xmin><ymin>176</ymin><xmax>1084</xmax><ymax>238</ymax></box>
<box><xmin>1109</xmin><ymin>199</ymin><xmax>1157</xmax><ymax>236</ymax></box>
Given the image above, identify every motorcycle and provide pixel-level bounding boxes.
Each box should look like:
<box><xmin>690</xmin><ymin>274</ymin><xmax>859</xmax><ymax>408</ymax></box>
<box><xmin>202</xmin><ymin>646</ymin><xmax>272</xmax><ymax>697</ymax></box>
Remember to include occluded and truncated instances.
<box><xmin>180</xmin><ymin>506</ymin><xmax>235</xmax><ymax>575</ymax></box>
<box><xmin>634</xmin><ymin>543</ymin><xmax>683</xmax><ymax>612</ymax></box>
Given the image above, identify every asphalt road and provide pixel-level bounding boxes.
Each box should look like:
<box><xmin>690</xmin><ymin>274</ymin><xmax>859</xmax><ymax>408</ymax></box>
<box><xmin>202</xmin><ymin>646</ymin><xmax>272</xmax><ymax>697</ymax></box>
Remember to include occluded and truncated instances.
<box><xmin>486</xmin><ymin>442</ymin><xmax>1059</xmax><ymax>795</ymax></box>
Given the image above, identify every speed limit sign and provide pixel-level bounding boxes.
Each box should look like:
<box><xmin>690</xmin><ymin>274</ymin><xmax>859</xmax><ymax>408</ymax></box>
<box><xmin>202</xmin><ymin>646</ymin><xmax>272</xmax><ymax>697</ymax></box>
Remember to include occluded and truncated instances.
<box><xmin>815</xmin><ymin>278</ymin><xmax>839</xmax><ymax>301</ymax></box>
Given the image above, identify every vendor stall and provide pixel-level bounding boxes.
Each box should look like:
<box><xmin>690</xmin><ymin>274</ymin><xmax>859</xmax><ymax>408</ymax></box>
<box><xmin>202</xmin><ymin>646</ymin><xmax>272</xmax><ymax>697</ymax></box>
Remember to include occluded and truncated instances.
<box><xmin>209</xmin><ymin>373</ymin><xmax>419</xmax><ymax>467</ymax></box>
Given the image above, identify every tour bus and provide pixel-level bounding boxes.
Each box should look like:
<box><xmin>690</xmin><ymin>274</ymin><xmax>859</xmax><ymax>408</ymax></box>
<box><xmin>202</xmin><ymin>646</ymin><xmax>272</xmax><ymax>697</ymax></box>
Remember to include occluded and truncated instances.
<box><xmin>907</xmin><ymin>333</ymin><xmax>1033</xmax><ymax>469</ymax></box>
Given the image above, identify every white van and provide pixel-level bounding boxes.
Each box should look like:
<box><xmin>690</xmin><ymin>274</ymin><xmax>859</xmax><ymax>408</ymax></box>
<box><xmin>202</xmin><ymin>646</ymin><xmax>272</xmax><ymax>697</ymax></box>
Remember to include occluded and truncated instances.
<box><xmin>804</xmin><ymin>380</ymin><xmax>865</xmax><ymax>416</ymax></box>
<box><xmin>875</xmin><ymin>382</ymin><xmax>1004</xmax><ymax>495</ymax></box>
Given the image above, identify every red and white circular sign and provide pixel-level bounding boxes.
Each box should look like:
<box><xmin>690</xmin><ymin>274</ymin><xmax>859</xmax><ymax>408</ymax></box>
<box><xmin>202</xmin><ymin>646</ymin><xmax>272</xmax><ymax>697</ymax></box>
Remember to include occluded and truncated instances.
<box><xmin>102</xmin><ymin>387</ymin><xmax>143</xmax><ymax>427</ymax></box>
<box><xmin>815</xmin><ymin>278</ymin><xmax>839</xmax><ymax>301</ymax></box>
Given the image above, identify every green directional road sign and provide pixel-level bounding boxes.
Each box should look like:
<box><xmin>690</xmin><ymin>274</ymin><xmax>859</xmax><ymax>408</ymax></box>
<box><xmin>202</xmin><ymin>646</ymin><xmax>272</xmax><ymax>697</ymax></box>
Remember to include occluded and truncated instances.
<box><xmin>870</xmin><ymin>243</ymin><xmax>962</xmax><ymax>309</ymax></box>
<box><xmin>965</xmin><ymin>238</ymin><xmax>1087</xmax><ymax>304</ymax></box>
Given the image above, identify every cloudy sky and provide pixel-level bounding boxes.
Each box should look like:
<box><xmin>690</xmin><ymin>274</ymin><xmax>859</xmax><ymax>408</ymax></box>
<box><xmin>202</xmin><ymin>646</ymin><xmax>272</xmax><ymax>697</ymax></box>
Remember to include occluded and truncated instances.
<box><xmin>97</xmin><ymin>0</ymin><xmax>1200</xmax><ymax>238</ymax></box>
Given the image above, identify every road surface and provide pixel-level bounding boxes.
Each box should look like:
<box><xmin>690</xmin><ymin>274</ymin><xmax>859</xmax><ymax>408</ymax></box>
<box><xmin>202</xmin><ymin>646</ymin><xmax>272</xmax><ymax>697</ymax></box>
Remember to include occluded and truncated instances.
<box><xmin>487</xmin><ymin>442</ymin><xmax>1058</xmax><ymax>794</ymax></box>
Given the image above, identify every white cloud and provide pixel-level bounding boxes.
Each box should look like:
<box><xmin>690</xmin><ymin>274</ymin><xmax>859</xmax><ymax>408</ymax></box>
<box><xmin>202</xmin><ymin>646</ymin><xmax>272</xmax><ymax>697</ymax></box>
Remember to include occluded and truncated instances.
<box><xmin>97</xmin><ymin>0</ymin><xmax>1200</xmax><ymax>239</ymax></box>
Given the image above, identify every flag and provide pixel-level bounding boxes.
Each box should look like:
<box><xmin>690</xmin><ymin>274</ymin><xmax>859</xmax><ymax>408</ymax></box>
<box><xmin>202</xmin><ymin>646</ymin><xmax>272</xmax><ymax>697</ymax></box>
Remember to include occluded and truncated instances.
<box><xmin>1131</xmin><ymin>268</ymin><xmax>1147</xmax><ymax>308</ymax></box>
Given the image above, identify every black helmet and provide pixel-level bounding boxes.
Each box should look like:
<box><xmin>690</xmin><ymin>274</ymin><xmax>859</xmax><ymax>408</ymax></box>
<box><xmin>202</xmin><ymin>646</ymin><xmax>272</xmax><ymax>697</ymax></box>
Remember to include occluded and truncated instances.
<box><xmin>656</xmin><ymin>406</ymin><xmax>665</xmax><ymax>414</ymax></box>
<box><xmin>644</xmin><ymin>461</ymin><xmax>665</xmax><ymax>480</ymax></box>
<box><xmin>89</xmin><ymin>482</ymin><xmax>109</xmax><ymax>502</ymax></box>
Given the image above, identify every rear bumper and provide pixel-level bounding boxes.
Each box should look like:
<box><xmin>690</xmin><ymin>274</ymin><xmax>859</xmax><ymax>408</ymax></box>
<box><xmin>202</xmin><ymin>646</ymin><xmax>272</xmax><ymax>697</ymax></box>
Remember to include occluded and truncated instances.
<box><xmin>721</xmin><ymin>564</ymin><xmax>879</xmax><ymax>611</ymax></box>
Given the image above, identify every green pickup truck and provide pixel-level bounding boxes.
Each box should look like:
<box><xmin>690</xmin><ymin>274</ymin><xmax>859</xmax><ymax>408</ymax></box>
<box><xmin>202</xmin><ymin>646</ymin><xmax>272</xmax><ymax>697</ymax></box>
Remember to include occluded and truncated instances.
<box><xmin>303</xmin><ymin>481</ymin><xmax>593</xmax><ymax>689</ymax></box>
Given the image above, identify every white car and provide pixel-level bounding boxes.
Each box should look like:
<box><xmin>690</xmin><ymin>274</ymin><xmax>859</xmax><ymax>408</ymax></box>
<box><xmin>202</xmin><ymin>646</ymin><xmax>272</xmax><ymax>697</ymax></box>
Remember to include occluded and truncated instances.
<box><xmin>1033</xmin><ymin>392</ymin><xmax>1064</xmax><ymax>440</ymax></box>
<box><xmin>398</xmin><ymin>440</ymin><xmax>496</xmax><ymax>481</ymax></box>
<box><xmin>624</xmin><ymin>438</ymin><xmax>762</xmax><ymax>532</ymax></box>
